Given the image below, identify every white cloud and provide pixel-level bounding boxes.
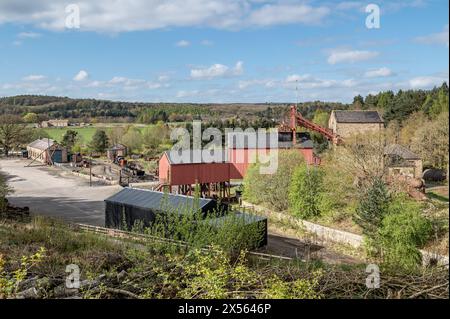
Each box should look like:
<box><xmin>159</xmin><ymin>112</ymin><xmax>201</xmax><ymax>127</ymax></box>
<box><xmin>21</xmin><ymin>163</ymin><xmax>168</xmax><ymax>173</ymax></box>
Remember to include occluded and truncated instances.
<box><xmin>415</xmin><ymin>25</ymin><xmax>449</xmax><ymax>47</ymax></box>
<box><xmin>22</xmin><ymin>74</ymin><xmax>46</xmax><ymax>81</ymax></box>
<box><xmin>364</xmin><ymin>67</ymin><xmax>393</xmax><ymax>78</ymax></box>
<box><xmin>285</xmin><ymin>74</ymin><xmax>312</xmax><ymax>83</ymax></box>
<box><xmin>18</xmin><ymin>32</ymin><xmax>41</xmax><ymax>39</ymax></box>
<box><xmin>73</xmin><ymin>70</ymin><xmax>89</xmax><ymax>81</ymax></box>
<box><xmin>327</xmin><ymin>49</ymin><xmax>379</xmax><ymax>64</ymax></box>
<box><xmin>176</xmin><ymin>90</ymin><xmax>199</xmax><ymax>98</ymax></box>
<box><xmin>109</xmin><ymin>76</ymin><xmax>145</xmax><ymax>86</ymax></box>
<box><xmin>200</xmin><ymin>40</ymin><xmax>214</xmax><ymax>46</ymax></box>
<box><xmin>247</xmin><ymin>4</ymin><xmax>329</xmax><ymax>27</ymax></box>
<box><xmin>190</xmin><ymin>61</ymin><xmax>243</xmax><ymax>79</ymax></box>
<box><xmin>238</xmin><ymin>79</ymin><xmax>276</xmax><ymax>89</ymax></box>
<box><xmin>335</xmin><ymin>2</ymin><xmax>364</xmax><ymax>11</ymax></box>
<box><xmin>158</xmin><ymin>75</ymin><xmax>170</xmax><ymax>82</ymax></box>
<box><xmin>85</xmin><ymin>75</ymin><xmax>168</xmax><ymax>90</ymax></box>
<box><xmin>409</xmin><ymin>75</ymin><xmax>448</xmax><ymax>89</ymax></box>
<box><xmin>0</xmin><ymin>1</ymin><xmax>330</xmax><ymax>33</ymax></box>
<box><xmin>175</xmin><ymin>40</ymin><xmax>190</xmax><ymax>47</ymax></box>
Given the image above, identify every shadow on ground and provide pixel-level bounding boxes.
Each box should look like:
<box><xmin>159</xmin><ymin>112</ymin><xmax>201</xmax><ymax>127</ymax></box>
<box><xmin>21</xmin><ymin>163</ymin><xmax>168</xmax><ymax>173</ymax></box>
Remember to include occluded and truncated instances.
<box><xmin>7</xmin><ymin>196</ymin><xmax>106</xmax><ymax>227</ymax></box>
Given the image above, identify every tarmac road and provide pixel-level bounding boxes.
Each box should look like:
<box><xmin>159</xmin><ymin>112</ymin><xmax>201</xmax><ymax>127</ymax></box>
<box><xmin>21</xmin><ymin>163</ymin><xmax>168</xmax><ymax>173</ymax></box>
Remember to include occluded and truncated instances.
<box><xmin>0</xmin><ymin>158</ymin><xmax>122</xmax><ymax>226</ymax></box>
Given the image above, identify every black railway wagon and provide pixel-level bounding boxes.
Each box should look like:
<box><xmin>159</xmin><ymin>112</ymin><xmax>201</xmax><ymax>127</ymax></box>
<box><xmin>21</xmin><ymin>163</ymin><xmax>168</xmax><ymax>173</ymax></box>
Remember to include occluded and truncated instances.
<box><xmin>104</xmin><ymin>188</ymin><xmax>224</xmax><ymax>229</ymax></box>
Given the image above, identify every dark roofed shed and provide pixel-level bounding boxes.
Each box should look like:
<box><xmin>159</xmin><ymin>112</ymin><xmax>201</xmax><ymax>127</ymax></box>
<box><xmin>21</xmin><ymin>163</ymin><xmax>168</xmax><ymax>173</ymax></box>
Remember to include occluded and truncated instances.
<box><xmin>104</xmin><ymin>188</ymin><xmax>224</xmax><ymax>228</ymax></box>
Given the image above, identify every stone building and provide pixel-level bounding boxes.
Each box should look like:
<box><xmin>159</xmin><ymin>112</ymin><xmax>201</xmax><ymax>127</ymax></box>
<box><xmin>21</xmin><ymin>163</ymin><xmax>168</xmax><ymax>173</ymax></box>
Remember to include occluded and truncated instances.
<box><xmin>384</xmin><ymin>144</ymin><xmax>423</xmax><ymax>179</ymax></box>
<box><xmin>27</xmin><ymin>138</ymin><xmax>68</xmax><ymax>164</ymax></box>
<box><xmin>328</xmin><ymin>110</ymin><xmax>384</xmax><ymax>139</ymax></box>
<box><xmin>107</xmin><ymin>144</ymin><xmax>128</xmax><ymax>161</ymax></box>
<box><xmin>40</xmin><ymin>119</ymin><xmax>69</xmax><ymax>128</ymax></box>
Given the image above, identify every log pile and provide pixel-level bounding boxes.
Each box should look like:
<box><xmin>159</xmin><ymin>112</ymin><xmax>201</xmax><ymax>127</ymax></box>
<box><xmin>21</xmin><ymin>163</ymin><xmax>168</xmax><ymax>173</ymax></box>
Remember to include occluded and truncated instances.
<box><xmin>319</xmin><ymin>266</ymin><xmax>449</xmax><ymax>299</ymax></box>
<box><xmin>1</xmin><ymin>202</ymin><xmax>31</xmax><ymax>222</ymax></box>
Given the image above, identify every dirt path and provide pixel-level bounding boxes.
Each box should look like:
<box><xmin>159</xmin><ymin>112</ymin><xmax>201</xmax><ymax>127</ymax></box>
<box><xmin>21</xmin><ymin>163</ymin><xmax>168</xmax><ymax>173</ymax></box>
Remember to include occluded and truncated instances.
<box><xmin>260</xmin><ymin>230</ymin><xmax>363</xmax><ymax>265</ymax></box>
<box><xmin>0</xmin><ymin>158</ymin><xmax>122</xmax><ymax>226</ymax></box>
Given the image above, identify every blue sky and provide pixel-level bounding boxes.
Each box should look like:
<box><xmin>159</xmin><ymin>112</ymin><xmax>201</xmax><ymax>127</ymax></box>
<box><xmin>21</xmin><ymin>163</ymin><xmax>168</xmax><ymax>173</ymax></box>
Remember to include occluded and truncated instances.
<box><xmin>0</xmin><ymin>0</ymin><xmax>448</xmax><ymax>103</ymax></box>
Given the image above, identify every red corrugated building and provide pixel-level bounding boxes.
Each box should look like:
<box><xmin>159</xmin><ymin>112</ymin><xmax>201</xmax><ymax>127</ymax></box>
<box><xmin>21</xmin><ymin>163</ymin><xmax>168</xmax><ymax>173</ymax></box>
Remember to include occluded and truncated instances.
<box><xmin>157</xmin><ymin>132</ymin><xmax>317</xmax><ymax>197</ymax></box>
<box><xmin>227</xmin><ymin>131</ymin><xmax>316</xmax><ymax>179</ymax></box>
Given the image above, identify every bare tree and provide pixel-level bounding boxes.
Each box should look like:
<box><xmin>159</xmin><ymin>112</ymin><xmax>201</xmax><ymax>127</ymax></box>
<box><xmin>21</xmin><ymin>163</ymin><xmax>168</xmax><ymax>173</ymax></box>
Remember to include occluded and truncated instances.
<box><xmin>334</xmin><ymin>131</ymin><xmax>386</xmax><ymax>187</ymax></box>
<box><xmin>107</xmin><ymin>126</ymin><xmax>126</xmax><ymax>146</ymax></box>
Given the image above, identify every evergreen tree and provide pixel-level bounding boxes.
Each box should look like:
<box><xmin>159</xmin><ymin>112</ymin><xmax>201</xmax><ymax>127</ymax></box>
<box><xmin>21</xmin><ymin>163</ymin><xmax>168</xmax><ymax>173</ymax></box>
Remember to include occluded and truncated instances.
<box><xmin>61</xmin><ymin>130</ymin><xmax>78</xmax><ymax>151</ymax></box>
<box><xmin>377</xmin><ymin>91</ymin><xmax>394</xmax><ymax>111</ymax></box>
<box><xmin>90</xmin><ymin>129</ymin><xmax>109</xmax><ymax>153</ymax></box>
<box><xmin>353</xmin><ymin>177</ymin><xmax>391</xmax><ymax>240</ymax></box>
<box><xmin>364</xmin><ymin>94</ymin><xmax>378</xmax><ymax>110</ymax></box>
<box><xmin>429</xmin><ymin>85</ymin><xmax>449</xmax><ymax>117</ymax></box>
<box><xmin>352</xmin><ymin>95</ymin><xmax>364</xmax><ymax>110</ymax></box>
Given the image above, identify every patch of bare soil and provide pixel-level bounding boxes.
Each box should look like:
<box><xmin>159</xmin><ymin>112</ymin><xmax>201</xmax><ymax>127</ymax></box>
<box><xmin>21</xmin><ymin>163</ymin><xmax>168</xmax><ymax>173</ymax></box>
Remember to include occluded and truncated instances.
<box><xmin>258</xmin><ymin>229</ymin><xmax>363</xmax><ymax>265</ymax></box>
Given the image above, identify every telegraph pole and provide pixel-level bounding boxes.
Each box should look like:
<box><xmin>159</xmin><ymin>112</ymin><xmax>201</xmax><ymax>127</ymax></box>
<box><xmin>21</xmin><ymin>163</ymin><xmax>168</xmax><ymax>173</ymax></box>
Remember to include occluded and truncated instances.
<box><xmin>89</xmin><ymin>152</ymin><xmax>92</xmax><ymax>187</ymax></box>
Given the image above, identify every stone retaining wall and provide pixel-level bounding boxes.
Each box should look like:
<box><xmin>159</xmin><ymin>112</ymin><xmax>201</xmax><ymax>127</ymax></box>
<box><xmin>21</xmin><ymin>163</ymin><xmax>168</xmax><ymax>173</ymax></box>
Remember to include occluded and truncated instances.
<box><xmin>241</xmin><ymin>200</ymin><xmax>449</xmax><ymax>267</ymax></box>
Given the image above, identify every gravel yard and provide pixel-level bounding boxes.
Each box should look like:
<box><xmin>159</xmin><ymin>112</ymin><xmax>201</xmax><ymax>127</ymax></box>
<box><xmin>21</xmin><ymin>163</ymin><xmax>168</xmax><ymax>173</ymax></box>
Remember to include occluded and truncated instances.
<box><xmin>0</xmin><ymin>158</ymin><xmax>122</xmax><ymax>226</ymax></box>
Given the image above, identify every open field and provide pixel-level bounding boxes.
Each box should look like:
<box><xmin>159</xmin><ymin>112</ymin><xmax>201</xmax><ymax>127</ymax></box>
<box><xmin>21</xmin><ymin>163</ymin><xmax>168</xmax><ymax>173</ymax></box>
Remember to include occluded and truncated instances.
<box><xmin>43</xmin><ymin>127</ymin><xmax>99</xmax><ymax>144</ymax></box>
<box><xmin>41</xmin><ymin>122</ymin><xmax>183</xmax><ymax>145</ymax></box>
<box><xmin>42</xmin><ymin>123</ymin><xmax>160</xmax><ymax>144</ymax></box>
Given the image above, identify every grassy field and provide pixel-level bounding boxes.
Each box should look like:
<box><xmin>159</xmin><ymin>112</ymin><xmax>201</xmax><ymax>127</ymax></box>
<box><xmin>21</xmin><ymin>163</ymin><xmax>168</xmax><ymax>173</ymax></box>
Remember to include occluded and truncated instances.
<box><xmin>43</xmin><ymin>124</ymin><xmax>157</xmax><ymax>144</ymax></box>
<box><xmin>43</xmin><ymin>127</ymin><xmax>98</xmax><ymax>144</ymax></box>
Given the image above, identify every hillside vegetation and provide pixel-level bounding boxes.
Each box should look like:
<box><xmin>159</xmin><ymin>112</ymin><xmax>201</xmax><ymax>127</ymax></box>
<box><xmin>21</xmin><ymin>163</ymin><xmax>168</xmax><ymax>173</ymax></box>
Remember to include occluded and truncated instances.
<box><xmin>0</xmin><ymin>216</ymin><xmax>448</xmax><ymax>299</ymax></box>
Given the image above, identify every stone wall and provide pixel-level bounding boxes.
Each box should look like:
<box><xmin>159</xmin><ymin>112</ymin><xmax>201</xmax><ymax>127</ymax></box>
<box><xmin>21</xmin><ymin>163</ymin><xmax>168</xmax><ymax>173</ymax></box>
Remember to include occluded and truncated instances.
<box><xmin>335</xmin><ymin>122</ymin><xmax>383</xmax><ymax>139</ymax></box>
<box><xmin>241</xmin><ymin>200</ymin><xmax>449</xmax><ymax>267</ymax></box>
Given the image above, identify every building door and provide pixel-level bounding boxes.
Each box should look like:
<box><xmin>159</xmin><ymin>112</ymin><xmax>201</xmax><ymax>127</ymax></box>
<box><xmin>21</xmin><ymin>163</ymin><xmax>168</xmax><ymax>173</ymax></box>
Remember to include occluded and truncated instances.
<box><xmin>52</xmin><ymin>150</ymin><xmax>63</xmax><ymax>163</ymax></box>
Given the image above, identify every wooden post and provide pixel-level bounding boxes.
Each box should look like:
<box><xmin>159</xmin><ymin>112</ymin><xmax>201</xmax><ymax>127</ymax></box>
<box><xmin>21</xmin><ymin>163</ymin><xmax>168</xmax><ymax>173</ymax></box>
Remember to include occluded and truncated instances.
<box><xmin>89</xmin><ymin>152</ymin><xmax>92</xmax><ymax>187</ymax></box>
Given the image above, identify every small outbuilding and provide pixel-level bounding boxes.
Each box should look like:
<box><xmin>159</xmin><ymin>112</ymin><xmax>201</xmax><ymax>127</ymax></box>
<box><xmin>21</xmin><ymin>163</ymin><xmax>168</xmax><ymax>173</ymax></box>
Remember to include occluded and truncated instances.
<box><xmin>104</xmin><ymin>187</ymin><xmax>226</xmax><ymax>229</ymax></box>
<box><xmin>384</xmin><ymin>144</ymin><xmax>423</xmax><ymax>179</ymax></box>
<box><xmin>27</xmin><ymin>138</ymin><xmax>68</xmax><ymax>164</ymax></box>
<box><xmin>107</xmin><ymin>144</ymin><xmax>128</xmax><ymax>161</ymax></box>
<box><xmin>104</xmin><ymin>188</ymin><xmax>267</xmax><ymax>248</ymax></box>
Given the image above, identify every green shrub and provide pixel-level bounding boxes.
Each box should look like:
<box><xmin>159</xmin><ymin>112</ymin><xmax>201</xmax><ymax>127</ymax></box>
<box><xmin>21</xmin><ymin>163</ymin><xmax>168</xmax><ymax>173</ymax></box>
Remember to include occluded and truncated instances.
<box><xmin>178</xmin><ymin>248</ymin><xmax>322</xmax><ymax>299</ymax></box>
<box><xmin>243</xmin><ymin>150</ymin><xmax>305</xmax><ymax>211</ymax></box>
<box><xmin>141</xmin><ymin>194</ymin><xmax>265</xmax><ymax>253</ymax></box>
<box><xmin>0</xmin><ymin>174</ymin><xmax>12</xmax><ymax>214</ymax></box>
<box><xmin>379</xmin><ymin>205</ymin><xmax>432</xmax><ymax>270</ymax></box>
<box><xmin>288</xmin><ymin>165</ymin><xmax>324</xmax><ymax>219</ymax></box>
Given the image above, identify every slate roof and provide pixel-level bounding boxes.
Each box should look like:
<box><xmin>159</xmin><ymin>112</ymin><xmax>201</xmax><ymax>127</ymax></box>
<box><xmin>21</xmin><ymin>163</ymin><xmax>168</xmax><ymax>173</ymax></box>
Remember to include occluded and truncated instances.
<box><xmin>28</xmin><ymin>138</ymin><xmax>56</xmax><ymax>151</ymax></box>
<box><xmin>110</xmin><ymin>144</ymin><xmax>127</xmax><ymax>151</ymax></box>
<box><xmin>228</xmin><ymin>132</ymin><xmax>313</xmax><ymax>149</ymax></box>
<box><xmin>384</xmin><ymin>144</ymin><xmax>420</xmax><ymax>160</ymax></box>
<box><xmin>164</xmin><ymin>149</ymin><xmax>228</xmax><ymax>164</ymax></box>
<box><xmin>333</xmin><ymin>110</ymin><xmax>383</xmax><ymax>123</ymax></box>
<box><xmin>105</xmin><ymin>188</ymin><xmax>215</xmax><ymax>213</ymax></box>
<box><xmin>200</xmin><ymin>211</ymin><xmax>267</xmax><ymax>227</ymax></box>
